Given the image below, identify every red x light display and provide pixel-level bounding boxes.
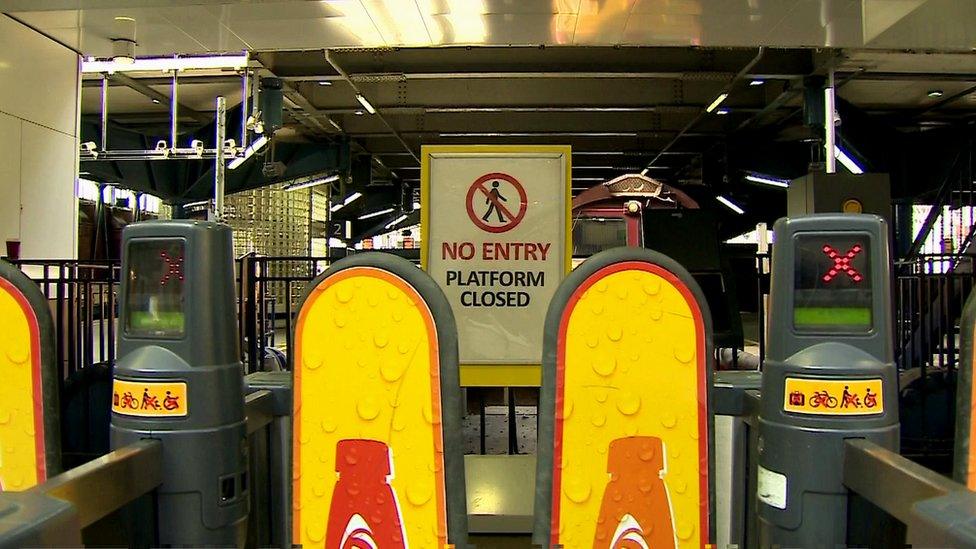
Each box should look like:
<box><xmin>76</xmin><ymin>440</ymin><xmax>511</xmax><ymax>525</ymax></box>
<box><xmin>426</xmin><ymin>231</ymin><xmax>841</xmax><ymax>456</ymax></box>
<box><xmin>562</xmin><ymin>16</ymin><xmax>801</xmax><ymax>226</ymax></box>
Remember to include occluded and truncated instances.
<box><xmin>821</xmin><ymin>244</ymin><xmax>864</xmax><ymax>283</ymax></box>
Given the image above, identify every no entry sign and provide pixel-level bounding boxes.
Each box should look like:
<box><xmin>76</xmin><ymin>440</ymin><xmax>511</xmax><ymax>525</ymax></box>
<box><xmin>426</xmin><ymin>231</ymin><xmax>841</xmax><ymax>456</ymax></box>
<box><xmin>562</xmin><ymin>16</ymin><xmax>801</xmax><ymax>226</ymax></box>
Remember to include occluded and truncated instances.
<box><xmin>422</xmin><ymin>146</ymin><xmax>571</xmax><ymax>386</ymax></box>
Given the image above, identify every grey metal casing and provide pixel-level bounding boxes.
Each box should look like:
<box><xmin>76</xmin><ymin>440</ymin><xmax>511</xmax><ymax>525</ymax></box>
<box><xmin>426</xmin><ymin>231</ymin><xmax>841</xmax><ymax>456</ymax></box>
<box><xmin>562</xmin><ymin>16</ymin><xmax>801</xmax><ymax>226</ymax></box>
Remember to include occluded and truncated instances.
<box><xmin>110</xmin><ymin>220</ymin><xmax>248</xmax><ymax>547</ymax></box>
<box><xmin>0</xmin><ymin>491</ymin><xmax>81</xmax><ymax>547</ymax></box>
<box><xmin>758</xmin><ymin>214</ymin><xmax>899</xmax><ymax>547</ymax></box>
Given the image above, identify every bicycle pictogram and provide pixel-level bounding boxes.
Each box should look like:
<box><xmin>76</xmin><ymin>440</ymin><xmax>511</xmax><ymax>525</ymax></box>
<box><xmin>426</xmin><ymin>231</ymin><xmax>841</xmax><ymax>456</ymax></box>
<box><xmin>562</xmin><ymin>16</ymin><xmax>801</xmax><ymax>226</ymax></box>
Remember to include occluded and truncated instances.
<box><xmin>809</xmin><ymin>390</ymin><xmax>838</xmax><ymax>409</ymax></box>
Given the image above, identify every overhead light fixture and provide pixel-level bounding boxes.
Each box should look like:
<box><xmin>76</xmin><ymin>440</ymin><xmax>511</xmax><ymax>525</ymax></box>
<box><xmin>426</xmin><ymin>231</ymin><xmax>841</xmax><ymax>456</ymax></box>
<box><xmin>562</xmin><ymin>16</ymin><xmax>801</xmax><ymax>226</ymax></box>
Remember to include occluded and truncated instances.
<box><xmin>354</xmin><ymin>110</ymin><xmax>365</xmax><ymax>116</ymax></box>
<box><xmin>706</xmin><ymin>92</ymin><xmax>729</xmax><ymax>113</ymax></box>
<box><xmin>439</xmin><ymin>132</ymin><xmax>638</xmax><ymax>137</ymax></box>
<box><xmin>318</xmin><ymin>80</ymin><xmax>332</xmax><ymax>86</ymax></box>
<box><xmin>745</xmin><ymin>174</ymin><xmax>790</xmax><ymax>188</ymax></box>
<box><xmin>111</xmin><ymin>39</ymin><xmax>136</xmax><ymax>65</ymax></box>
<box><xmin>111</xmin><ymin>16</ymin><xmax>136</xmax><ymax>64</ymax></box>
<box><xmin>834</xmin><ymin>146</ymin><xmax>864</xmax><ymax>174</ymax></box>
<box><xmin>716</xmin><ymin>195</ymin><xmax>745</xmax><ymax>214</ymax></box>
<box><xmin>928</xmin><ymin>89</ymin><xmax>944</xmax><ymax>98</ymax></box>
<box><xmin>81</xmin><ymin>53</ymin><xmax>248</xmax><ymax>74</ymax></box>
<box><xmin>356</xmin><ymin>94</ymin><xmax>376</xmax><ymax>114</ymax></box>
<box><xmin>359</xmin><ymin>207</ymin><xmax>395</xmax><ymax>220</ymax></box>
<box><xmin>385</xmin><ymin>214</ymin><xmax>408</xmax><ymax>229</ymax></box>
<box><xmin>151</xmin><ymin>98</ymin><xmax>160</xmax><ymax>104</ymax></box>
<box><xmin>716</xmin><ymin>108</ymin><xmax>730</xmax><ymax>115</ymax></box>
<box><xmin>227</xmin><ymin>135</ymin><xmax>268</xmax><ymax>170</ymax></box>
<box><xmin>330</xmin><ymin>191</ymin><xmax>363</xmax><ymax>212</ymax></box>
<box><xmin>749</xmin><ymin>79</ymin><xmax>765</xmax><ymax>86</ymax></box>
<box><xmin>284</xmin><ymin>174</ymin><xmax>340</xmax><ymax>192</ymax></box>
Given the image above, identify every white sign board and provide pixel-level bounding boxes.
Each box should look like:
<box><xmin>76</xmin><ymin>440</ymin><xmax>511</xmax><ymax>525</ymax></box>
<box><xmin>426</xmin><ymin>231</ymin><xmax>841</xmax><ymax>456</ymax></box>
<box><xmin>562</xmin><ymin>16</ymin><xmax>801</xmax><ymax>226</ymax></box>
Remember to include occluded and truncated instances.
<box><xmin>422</xmin><ymin>146</ymin><xmax>571</xmax><ymax>381</ymax></box>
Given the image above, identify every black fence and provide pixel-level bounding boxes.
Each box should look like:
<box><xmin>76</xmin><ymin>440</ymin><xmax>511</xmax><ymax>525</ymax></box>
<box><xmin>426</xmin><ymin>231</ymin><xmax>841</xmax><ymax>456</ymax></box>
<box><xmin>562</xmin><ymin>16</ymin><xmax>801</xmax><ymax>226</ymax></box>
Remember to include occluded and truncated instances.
<box><xmin>13</xmin><ymin>260</ymin><xmax>120</xmax><ymax>380</ymax></box>
<box><xmin>237</xmin><ymin>254</ymin><xmax>332</xmax><ymax>373</ymax></box>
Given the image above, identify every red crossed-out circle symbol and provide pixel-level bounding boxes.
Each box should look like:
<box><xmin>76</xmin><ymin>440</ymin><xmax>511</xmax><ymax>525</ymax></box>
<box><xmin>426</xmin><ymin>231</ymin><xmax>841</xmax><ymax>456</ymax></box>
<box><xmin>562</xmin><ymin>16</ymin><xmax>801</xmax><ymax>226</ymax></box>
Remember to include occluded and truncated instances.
<box><xmin>465</xmin><ymin>172</ymin><xmax>528</xmax><ymax>233</ymax></box>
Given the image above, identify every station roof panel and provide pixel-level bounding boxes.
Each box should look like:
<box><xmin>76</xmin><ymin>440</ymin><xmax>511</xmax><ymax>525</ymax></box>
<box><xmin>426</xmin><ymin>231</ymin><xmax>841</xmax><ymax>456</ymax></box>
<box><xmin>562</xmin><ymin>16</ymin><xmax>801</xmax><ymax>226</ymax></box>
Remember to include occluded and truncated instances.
<box><xmin>7</xmin><ymin>0</ymin><xmax>976</xmax><ymax>55</ymax></box>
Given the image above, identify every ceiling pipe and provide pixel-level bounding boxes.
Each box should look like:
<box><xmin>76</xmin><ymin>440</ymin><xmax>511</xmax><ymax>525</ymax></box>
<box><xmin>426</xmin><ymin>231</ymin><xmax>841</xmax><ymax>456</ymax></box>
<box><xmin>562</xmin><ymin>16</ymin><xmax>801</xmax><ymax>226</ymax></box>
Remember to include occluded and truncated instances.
<box><xmin>325</xmin><ymin>49</ymin><xmax>420</xmax><ymax>165</ymax></box>
<box><xmin>643</xmin><ymin>46</ymin><xmax>766</xmax><ymax>172</ymax></box>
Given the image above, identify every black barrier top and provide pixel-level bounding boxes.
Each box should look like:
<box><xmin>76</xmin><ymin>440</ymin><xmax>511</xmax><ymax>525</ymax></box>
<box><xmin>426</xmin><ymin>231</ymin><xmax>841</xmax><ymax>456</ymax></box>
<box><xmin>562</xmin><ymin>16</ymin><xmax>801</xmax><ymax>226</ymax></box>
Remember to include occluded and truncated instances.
<box><xmin>119</xmin><ymin>220</ymin><xmax>239</xmax><ymax>365</ymax></box>
<box><xmin>954</xmin><ymin>289</ymin><xmax>976</xmax><ymax>488</ymax></box>
<box><xmin>0</xmin><ymin>260</ymin><xmax>61</xmax><ymax>486</ymax></box>
<box><xmin>533</xmin><ymin>246</ymin><xmax>714</xmax><ymax>547</ymax></box>
<box><xmin>292</xmin><ymin>252</ymin><xmax>468</xmax><ymax>548</ymax></box>
<box><xmin>768</xmin><ymin>214</ymin><xmax>892</xmax><ymax>362</ymax></box>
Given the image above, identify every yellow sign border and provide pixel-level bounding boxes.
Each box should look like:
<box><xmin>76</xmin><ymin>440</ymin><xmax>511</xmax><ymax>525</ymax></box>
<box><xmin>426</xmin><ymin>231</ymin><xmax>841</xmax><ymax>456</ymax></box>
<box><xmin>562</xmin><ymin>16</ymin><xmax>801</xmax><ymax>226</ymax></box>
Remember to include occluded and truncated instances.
<box><xmin>420</xmin><ymin>144</ymin><xmax>572</xmax><ymax>387</ymax></box>
<box><xmin>112</xmin><ymin>379</ymin><xmax>188</xmax><ymax>417</ymax></box>
<box><xmin>783</xmin><ymin>377</ymin><xmax>883</xmax><ymax>415</ymax></box>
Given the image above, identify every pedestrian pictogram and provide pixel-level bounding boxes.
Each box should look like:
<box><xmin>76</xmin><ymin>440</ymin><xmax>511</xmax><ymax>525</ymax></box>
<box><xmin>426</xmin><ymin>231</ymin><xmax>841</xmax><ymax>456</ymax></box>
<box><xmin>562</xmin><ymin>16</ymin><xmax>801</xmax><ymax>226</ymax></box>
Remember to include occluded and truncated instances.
<box><xmin>465</xmin><ymin>173</ymin><xmax>527</xmax><ymax>233</ymax></box>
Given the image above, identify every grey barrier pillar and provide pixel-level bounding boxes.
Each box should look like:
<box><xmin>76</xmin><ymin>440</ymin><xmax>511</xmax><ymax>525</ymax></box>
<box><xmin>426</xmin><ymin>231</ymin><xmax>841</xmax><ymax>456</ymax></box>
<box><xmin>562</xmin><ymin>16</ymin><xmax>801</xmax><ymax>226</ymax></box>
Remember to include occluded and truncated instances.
<box><xmin>758</xmin><ymin>214</ymin><xmax>899</xmax><ymax>546</ymax></box>
<box><xmin>110</xmin><ymin>220</ymin><xmax>248</xmax><ymax>546</ymax></box>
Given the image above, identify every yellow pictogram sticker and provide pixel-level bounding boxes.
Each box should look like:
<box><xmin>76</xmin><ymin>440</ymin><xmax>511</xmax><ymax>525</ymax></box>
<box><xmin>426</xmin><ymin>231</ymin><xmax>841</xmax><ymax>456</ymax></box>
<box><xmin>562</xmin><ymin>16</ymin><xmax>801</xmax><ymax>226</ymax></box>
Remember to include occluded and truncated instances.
<box><xmin>783</xmin><ymin>378</ymin><xmax>883</xmax><ymax>415</ymax></box>
<box><xmin>112</xmin><ymin>379</ymin><xmax>187</xmax><ymax>417</ymax></box>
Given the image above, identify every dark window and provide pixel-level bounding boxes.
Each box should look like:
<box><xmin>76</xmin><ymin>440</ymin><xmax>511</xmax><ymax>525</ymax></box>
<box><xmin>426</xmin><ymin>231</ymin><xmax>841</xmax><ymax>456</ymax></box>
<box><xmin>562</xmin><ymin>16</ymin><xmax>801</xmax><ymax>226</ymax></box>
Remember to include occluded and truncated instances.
<box><xmin>793</xmin><ymin>234</ymin><xmax>872</xmax><ymax>333</ymax></box>
<box><xmin>125</xmin><ymin>239</ymin><xmax>186</xmax><ymax>338</ymax></box>
<box><xmin>573</xmin><ymin>217</ymin><xmax>627</xmax><ymax>257</ymax></box>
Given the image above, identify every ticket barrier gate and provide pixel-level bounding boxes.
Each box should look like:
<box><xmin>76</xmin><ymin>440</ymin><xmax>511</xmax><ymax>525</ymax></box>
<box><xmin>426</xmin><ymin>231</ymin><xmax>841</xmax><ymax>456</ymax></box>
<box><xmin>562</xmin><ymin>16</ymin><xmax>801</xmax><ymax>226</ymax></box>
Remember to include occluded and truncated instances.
<box><xmin>8</xmin><ymin>215</ymin><xmax>976</xmax><ymax>547</ymax></box>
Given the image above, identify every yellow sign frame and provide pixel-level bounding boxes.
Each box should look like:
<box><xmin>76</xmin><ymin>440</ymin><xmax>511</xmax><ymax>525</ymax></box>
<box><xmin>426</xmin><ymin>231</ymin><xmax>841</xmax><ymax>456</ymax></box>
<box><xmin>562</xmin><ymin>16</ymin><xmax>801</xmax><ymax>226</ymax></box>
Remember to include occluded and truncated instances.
<box><xmin>112</xmin><ymin>379</ymin><xmax>188</xmax><ymax>417</ymax></box>
<box><xmin>783</xmin><ymin>377</ymin><xmax>884</xmax><ymax>415</ymax></box>
<box><xmin>420</xmin><ymin>144</ymin><xmax>573</xmax><ymax>387</ymax></box>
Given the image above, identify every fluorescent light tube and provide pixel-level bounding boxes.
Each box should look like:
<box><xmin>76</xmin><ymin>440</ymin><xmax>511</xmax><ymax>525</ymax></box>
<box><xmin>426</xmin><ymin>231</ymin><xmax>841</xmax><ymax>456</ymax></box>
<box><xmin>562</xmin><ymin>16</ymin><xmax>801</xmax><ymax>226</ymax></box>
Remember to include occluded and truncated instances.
<box><xmin>284</xmin><ymin>174</ymin><xmax>340</xmax><ymax>192</ymax></box>
<box><xmin>228</xmin><ymin>135</ymin><xmax>268</xmax><ymax>170</ymax></box>
<box><xmin>330</xmin><ymin>191</ymin><xmax>362</xmax><ymax>212</ymax></box>
<box><xmin>706</xmin><ymin>93</ymin><xmax>729</xmax><ymax>113</ymax></box>
<box><xmin>834</xmin><ymin>146</ymin><xmax>864</xmax><ymax>174</ymax></box>
<box><xmin>745</xmin><ymin>174</ymin><xmax>789</xmax><ymax>188</ymax></box>
<box><xmin>82</xmin><ymin>54</ymin><xmax>248</xmax><ymax>74</ymax></box>
<box><xmin>356</xmin><ymin>94</ymin><xmax>376</xmax><ymax>114</ymax></box>
<box><xmin>385</xmin><ymin>214</ymin><xmax>408</xmax><ymax>229</ymax></box>
<box><xmin>716</xmin><ymin>195</ymin><xmax>745</xmax><ymax>214</ymax></box>
<box><xmin>359</xmin><ymin>207</ymin><xmax>395</xmax><ymax>220</ymax></box>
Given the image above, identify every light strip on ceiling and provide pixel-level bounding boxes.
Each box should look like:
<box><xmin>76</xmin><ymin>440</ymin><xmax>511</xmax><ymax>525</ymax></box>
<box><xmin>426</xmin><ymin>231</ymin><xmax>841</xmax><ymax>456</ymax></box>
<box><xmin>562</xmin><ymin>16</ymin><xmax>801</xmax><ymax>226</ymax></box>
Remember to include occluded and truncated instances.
<box><xmin>716</xmin><ymin>195</ymin><xmax>745</xmax><ymax>214</ymax></box>
<box><xmin>385</xmin><ymin>214</ymin><xmax>408</xmax><ymax>229</ymax></box>
<box><xmin>359</xmin><ymin>207</ymin><xmax>395</xmax><ymax>220</ymax></box>
<box><xmin>284</xmin><ymin>174</ymin><xmax>340</xmax><ymax>192</ymax></box>
<box><xmin>705</xmin><ymin>92</ymin><xmax>729</xmax><ymax>113</ymax></box>
<box><xmin>439</xmin><ymin>132</ymin><xmax>638</xmax><ymax>137</ymax></box>
<box><xmin>834</xmin><ymin>146</ymin><xmax>865</xmax><ymax>174</ymax></box>
<box><xmin>227</xmin><ymin>135</ymin><xmax>268</xmax><ymax>170</ymax></box>
<box><xmin>356</xmin><ymin>94</ymin><xmax>376</xmax><ymax>114</ymax></box>
<box><xmin>745</xmin><ymin>174</ymin><xmax>790</xmax><ymax>188</ymax></box>
<box><xmin>82</xmin><ymin>54</ymin><xmax>248</xmax><ymax>74</ymax></box>
<box><xmin>330</xmin><ymin>191</ymin><xmax>363</xmax><ymax>212</ymax></box>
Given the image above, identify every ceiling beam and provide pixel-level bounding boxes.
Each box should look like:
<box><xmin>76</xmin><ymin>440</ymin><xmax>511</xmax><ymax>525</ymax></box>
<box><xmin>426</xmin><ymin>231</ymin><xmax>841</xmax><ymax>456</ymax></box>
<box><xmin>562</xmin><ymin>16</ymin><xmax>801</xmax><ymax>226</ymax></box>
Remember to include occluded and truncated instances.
<box><xmin>104</xmin><ymin>72</ymin><xmax>211</xmax><ymax>124</ymax></box>
<box><xmin>82</xmin><ymin>75</ymin><xmax>240</xmax><ymax>87</ymax></box>
<box><xmin>325</xmin><ymin>49</ymin><xmax>420</xmax><ymax>165</ymax></box>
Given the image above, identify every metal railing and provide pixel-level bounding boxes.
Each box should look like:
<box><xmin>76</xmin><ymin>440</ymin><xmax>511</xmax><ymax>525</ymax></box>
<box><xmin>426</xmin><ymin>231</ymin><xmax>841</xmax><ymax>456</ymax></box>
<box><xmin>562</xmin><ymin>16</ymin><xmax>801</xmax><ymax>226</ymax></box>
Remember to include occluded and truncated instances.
<box><xmin>0</xmin><ymin>439</ymin><xmax>162</xmax><ymax>545</ymax></box>
<box><xmin>237</xmin><ymin>254</ymin><xmax>334</xmax><ymax>373</ymax></box>
<box><xmin>715</xmin><ymin>372</ymin><xmax>976</xmax><ymax>547</ymax></box>
<box><xmin>12</xmin><ymin>260</ymin><xmax>121</xmax><ymax>379</ymax></box>
<box><xmin>0</xmin><ymin>377</ymin><xmax>292</xmax><ymax>548</ymax></box>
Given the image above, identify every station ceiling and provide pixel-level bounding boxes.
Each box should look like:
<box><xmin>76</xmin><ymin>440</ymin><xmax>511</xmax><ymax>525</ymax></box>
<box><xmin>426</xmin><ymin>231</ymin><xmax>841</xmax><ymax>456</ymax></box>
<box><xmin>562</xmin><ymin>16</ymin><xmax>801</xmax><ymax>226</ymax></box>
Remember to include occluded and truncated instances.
<box><xmin>4</xmin><ymin>1</ymin><xmax>976</xmax><ymax>232</ymax></box>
